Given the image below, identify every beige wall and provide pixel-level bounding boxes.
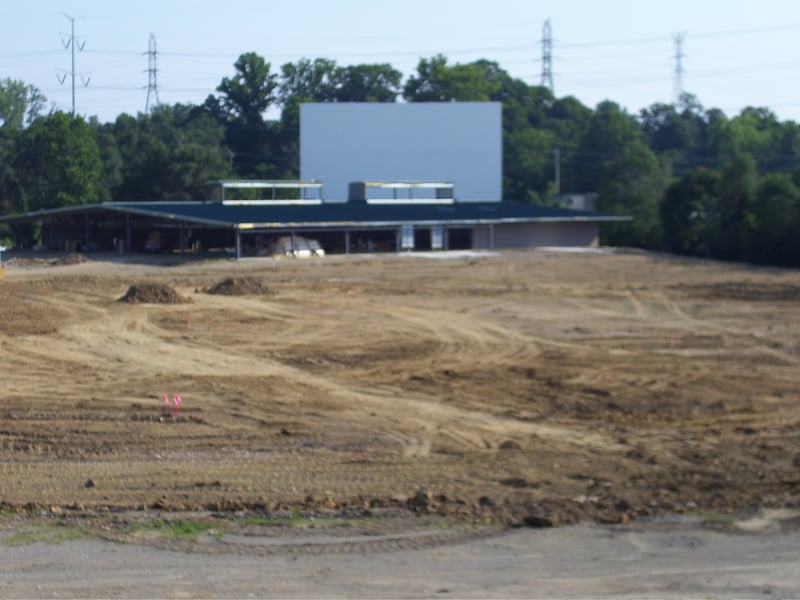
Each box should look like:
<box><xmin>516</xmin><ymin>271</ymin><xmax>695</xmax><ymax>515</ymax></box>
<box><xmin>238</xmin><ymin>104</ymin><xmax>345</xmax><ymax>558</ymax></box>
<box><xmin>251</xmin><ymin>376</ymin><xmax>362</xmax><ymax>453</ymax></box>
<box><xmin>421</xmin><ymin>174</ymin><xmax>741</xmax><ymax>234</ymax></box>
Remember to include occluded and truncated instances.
<box><xmin>471</xmin><ymin>222</ymin><xmax>599</xmax><ymax>249</ymax></box>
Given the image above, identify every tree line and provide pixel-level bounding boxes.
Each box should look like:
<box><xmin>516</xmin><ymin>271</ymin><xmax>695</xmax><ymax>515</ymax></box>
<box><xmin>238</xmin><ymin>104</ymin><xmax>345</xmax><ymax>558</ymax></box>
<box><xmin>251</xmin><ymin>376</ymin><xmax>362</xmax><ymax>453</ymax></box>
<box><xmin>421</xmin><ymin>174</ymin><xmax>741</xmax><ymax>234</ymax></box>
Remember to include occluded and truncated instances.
<box><xmin>1</xmin><ymin>52</ymin><xmax>799</xmax><ymax>266</ymax></box>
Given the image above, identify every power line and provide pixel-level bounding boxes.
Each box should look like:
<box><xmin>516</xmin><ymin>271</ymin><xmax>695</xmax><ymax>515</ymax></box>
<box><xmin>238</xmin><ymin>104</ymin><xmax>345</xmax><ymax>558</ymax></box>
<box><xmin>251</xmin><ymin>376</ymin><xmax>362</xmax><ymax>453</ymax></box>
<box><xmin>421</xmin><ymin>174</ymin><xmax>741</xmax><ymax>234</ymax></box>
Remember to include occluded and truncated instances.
<box><xmin>64</xmin><ymin>22</ymin><xmax>800</xmax><ymax>62</ymax></box>
<box><xmin>558</xmin><ymin>23</ymin><xmax>800</xmax><ymax>50</ymax></box>
<box><xmin>21</xmin><ymin>18</ymin><xmax>800</xmax><ymax>122</ymax></box>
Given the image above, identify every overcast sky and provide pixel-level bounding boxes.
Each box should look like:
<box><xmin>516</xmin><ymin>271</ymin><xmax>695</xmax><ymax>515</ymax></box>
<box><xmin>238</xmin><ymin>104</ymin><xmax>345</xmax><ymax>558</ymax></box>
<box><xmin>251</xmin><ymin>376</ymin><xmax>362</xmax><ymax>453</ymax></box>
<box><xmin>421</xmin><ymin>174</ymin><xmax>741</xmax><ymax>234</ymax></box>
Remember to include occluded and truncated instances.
<box><xmin>2</xmin><ymin>0</ymin><xmax>799</xmax><ymax>123</ymax></box>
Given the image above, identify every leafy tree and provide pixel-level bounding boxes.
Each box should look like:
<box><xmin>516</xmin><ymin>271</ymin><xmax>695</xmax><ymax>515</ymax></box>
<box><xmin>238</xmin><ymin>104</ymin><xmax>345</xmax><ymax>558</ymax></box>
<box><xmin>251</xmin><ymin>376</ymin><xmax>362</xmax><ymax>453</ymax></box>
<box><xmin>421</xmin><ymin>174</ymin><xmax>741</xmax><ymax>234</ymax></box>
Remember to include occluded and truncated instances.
<box><xmin>278</xmin><ymin>59</ymin><xmax>402</xmax><ymax>105</ymax></box>
<box><xmin>640</xmin><ymin>103</ymin><xmax>696</xmax><ymax>157</ymax></box>
<box><xmin>90</xmin><ymin>118</ymin><xmax>123</xmax><ymax>202</ymax></box>
<box><xmin>0</xmin><ymin>128</ymin><xmax>21</xmax><ymax>215</ymax></box>
<box><xmin>333</xmin><ymin>63</ymin><xmax>402</xmax><ymax>102</ymax></box>
<box><xmin>594</xmin><ymin>140</ymin><xmax>667</xmax><ymax>248</ymax></box>
<box><xmin>113</xmin><ymin>105</ymin><xmax>230</xmax><ymax>201</ymax></box>
<box><xmin>742</xmin><ymin>172</ymin><xmax>800</xmax><ymax>265</ymax></box>
<box><xmin>570</xmin><ymin>101</ymin><xmax>642</xmax><ymax>192</ymax></box>
<box><xmin>26</xmin><ymin>86</ymin><xmax>48</xmax><ymax>125</ymax></box>
<box><xmin>278</xmin><ymin>58</ymin><xmax>338</xmax><ymax>104</ymax></box>
<box><xmin>703</xmin><ymin>108</ymin><xmax>731</xmax><ymax>165</ymax></box>
<box><xmin>15</xmin><ymin>112</ymin><xmax>102</xmax><ymax>211</ymax></box>
<box><xmin>216</xmin><ymin>52</ymin><xmax>278</xmax><ymax>127</ymax></box>
<box><xmin>546</xmin><ymin>95</ymin><xmax>592</xmax><ymax>194</ymax></box>
<box><xmin>500</xmin><ymin>81</ymin><xmax>553</xmax><ymax>130</ymax></box>
<box><xmin>710</xmin><ymin>154</ymin><xmax>758</xmax><ymax>260</ymax></box>
<box><xmin>567</xmin><ymin>100</ymin><xmax>664</xmax><ymax>246</ymax></box>
<box><xmin>212</xmin><ymin>53</ymin><xmax>280</xmax><ymax>176</ymax></box>
<box><xmin>503</xmin><ymin>126</ymin><xmax>557</xmax><ymax>202</ymax></box>
<box><xmin>549</xmin><ymin>95</ymin><xmax>591</xmax><ymax>143</ymax></box>
<box><xmin>0</xmin><ymin>126</ymin><xmax>28</xmax><ymax>244</ymax></box>
<box><xmin>660</xmin><ymin>167</ymin><xmax>720</xmax><ymax>256</ymax></box>
<box><xmin>403</xmin><ymin>55</ymin><xmax>502</xmax><ymax>102</ymax></box>
<box><xmin>0</xmin><ymin>79</ymin><xmax>28</xmax><ymax>129</ymax></box>
<box><xmin>0</xmin><ymin>79</ymin><xmax>47</xmax><ymax>129</ymax></box>
<box><xmin>705</xmin><ymin>106</ymin><xmax>800</xmax><ymax>172</ymax></box>
<box><xmin>273</xmin><ymin>95</ymin><xmax>302</xmax><ymax>177</ymax></box>
<box><xmin>468</xmin><ymin>59</ymin><xmax>517</xmax><ymax>102</ymax></box>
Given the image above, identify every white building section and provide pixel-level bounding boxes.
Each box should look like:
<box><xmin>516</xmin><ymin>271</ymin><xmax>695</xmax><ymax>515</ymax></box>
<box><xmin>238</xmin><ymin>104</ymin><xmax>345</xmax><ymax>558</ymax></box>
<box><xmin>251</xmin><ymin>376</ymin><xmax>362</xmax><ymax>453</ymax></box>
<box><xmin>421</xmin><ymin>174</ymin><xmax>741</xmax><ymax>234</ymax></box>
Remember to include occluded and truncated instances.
<box><xmin>203</xmin><ymin>180</ymin><xmax>323</xmax><ymax>205</ymax></box>
<box><xmin>300</xmin><ymin>102</ymin><xmax>502</xmax><ymax>202</ymax></box>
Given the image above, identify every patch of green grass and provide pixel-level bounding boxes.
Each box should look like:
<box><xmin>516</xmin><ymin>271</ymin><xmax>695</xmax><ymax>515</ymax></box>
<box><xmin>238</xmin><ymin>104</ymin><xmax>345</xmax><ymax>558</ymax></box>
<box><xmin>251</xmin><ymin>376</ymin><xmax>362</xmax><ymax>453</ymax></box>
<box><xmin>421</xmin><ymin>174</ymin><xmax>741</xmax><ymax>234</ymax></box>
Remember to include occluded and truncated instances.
<box><xmin>121</xmin><ymin>509</ymin><xmax>380</xmax><ymax>542</ymax></box>
<box><xmin>3</xmin><ymin>520</ymin><xmax>89</xmax><ymax>546</ymax></box>
<box><xmin>239</xmin><ymin>515</ymin><xmax>282</xmax><ymax>527</ymax></box>
<box><xmin>0</xmin><ymin>510</ymin><xmax>19</xmax><ymax>523</ymax></box>
<box><xmin>128</xmin><ymin>519</ymin><xmax>222</xmax><ymax>541</ymax></box>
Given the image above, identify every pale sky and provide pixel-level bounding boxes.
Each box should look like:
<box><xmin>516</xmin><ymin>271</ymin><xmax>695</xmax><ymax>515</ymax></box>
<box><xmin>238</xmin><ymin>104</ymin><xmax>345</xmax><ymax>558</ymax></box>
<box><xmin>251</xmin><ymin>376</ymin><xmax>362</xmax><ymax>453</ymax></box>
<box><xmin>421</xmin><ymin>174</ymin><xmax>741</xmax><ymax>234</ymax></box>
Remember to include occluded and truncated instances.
<box><xmin>2</xmin><ymin>0</ymin><xmax>800</xmax><ymax>124</ymax></box>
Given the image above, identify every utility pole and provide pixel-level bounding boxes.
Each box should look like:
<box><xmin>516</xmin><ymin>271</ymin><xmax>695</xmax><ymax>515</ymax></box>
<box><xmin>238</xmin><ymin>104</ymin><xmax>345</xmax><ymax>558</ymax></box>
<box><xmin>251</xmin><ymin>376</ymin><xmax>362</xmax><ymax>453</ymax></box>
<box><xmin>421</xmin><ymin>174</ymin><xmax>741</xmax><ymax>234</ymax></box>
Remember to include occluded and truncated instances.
<box><xmin>145</xmin><ymin>33</ymin><xmax>160</xmax><ymax>112</ymax></box>
<box><xmin>57</xmin><ymin>13</ymin><xmax>89</xmax><ymax>116</ymax></box>
<box><xmin>541</xmin><ymin>19</ymin><xmax>554</xmax><ymax>94</ymax></box>
<box><xmin>553</xmin><ymin>147</ymin><xmax>561</xmax><ymax>195</ymax></box>
<box><xmin>673</xmin><ymin>31</ymin><xmax>686</xmax><ymax>105</ymax></box>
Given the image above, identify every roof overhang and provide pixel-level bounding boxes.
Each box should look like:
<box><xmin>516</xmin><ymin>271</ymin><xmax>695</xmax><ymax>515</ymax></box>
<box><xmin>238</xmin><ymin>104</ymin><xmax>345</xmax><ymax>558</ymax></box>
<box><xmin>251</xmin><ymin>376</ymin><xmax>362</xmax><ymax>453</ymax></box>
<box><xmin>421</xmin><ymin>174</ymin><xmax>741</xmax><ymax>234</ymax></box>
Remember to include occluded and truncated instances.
<box><xmin>0</xmin><ymin>202</ymin><xmax>237</xmax><ymax>229</ymax></box>
<box><xmin>0</xmin><ymin>201</ymin><xmax>632</xmax><ymax>231</ymax></box>
<box><xmin>236</xmin><ymin>215</ymin><xmax>630</xmax><ymax>231</ymax></box>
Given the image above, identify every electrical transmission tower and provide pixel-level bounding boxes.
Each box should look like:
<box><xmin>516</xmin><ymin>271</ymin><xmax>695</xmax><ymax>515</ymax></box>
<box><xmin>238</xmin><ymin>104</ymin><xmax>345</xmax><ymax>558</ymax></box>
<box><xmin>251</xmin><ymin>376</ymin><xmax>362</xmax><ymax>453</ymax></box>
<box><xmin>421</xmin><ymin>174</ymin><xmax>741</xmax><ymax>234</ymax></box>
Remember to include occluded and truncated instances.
<box><xmin>541</xmin><ymin>19</ymin><xmax>554</xmax><ymax>94</ymax></box>
<box><xmin>57</xmin><ymin>13</ymin><xmax>89</xmax><ymax>116</ymax></box>
<box><xmin>145</xmin><ymin>33</ymin><xmax>160</xmax><ymax>112</ymax></box>
<box><xmin>672</xmin><ymin>31</ymin><xmax>686</xmax><ymax>105</ymax></box>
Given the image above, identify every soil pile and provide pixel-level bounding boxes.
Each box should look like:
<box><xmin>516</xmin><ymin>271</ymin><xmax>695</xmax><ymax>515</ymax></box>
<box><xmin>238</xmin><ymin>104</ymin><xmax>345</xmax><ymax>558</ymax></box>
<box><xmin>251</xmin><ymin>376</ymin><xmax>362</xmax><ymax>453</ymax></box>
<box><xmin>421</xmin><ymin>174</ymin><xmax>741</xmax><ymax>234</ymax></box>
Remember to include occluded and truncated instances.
<box><xmin>204</xmin><ymin>277</ymin><xmax>274</xmax><ymax>296</ymax></box>
<box><xmin>119</xmin><ymin>283</ymin><xmax>191</xmax><ymax>304</ymax></box>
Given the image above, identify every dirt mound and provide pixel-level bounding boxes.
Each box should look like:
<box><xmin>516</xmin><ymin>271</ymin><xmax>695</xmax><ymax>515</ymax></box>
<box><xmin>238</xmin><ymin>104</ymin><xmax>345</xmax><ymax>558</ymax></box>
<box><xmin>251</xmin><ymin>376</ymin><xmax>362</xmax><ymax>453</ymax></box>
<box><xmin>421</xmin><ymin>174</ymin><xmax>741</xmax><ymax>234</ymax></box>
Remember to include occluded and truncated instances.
<box><xmin>119</xmin><ymin>283</ymin><xmax>191</xmax><ymax>304</ymax></box>
<box><xmin>204</xmin><ymin>277</ymin><xmax>274</xmax><ymax>296</ymax></box>
<box><xmin>51</xmin><ymin>253</ymin><xmax>88</xmax><ymax>266</ymax></box>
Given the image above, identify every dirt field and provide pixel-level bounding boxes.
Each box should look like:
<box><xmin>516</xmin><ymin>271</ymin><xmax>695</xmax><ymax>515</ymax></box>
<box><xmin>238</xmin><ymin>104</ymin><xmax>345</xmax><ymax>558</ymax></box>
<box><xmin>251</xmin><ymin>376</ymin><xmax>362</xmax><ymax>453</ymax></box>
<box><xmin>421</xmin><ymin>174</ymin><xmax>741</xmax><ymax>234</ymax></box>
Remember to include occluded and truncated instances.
<box><xmin>1</xmin><ymin>248</ymin><xmax>799</xmax><ymax>534</ymax></box>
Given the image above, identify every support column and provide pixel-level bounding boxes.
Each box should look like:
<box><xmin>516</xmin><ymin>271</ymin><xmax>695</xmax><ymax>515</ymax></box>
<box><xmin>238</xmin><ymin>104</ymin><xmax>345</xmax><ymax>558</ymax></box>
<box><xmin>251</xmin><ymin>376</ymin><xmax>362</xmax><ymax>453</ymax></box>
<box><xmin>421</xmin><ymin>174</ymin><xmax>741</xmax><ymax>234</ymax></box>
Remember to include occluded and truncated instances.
<box><xmin>345</xmin><ymin>230</ymin><xmax>350</xmax><ymax>255</ymax></box>
<box><xmin>126</xmin><ymin>214</ymin><xmax>131</xmax><ymax>254</ymax></box>
<box><xmin>179</xmin><ymin>223</ymin><xmax>185</xmax><ymax>254</ymax></box>
<box><xmin>235</xmin><ymin>230</ymin><xmax>241</xmax><ymax>259</ymax></box>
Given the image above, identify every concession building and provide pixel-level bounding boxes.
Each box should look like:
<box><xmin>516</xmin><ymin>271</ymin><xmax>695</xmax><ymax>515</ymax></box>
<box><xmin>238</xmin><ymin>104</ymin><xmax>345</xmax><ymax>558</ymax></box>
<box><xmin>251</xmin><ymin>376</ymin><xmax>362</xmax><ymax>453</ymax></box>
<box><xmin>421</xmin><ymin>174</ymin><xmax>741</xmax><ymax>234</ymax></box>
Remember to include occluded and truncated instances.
<box><xmin>0</xmin><ymin>102</ymin><xmax>628</xmax><ymax>257</ymax></box>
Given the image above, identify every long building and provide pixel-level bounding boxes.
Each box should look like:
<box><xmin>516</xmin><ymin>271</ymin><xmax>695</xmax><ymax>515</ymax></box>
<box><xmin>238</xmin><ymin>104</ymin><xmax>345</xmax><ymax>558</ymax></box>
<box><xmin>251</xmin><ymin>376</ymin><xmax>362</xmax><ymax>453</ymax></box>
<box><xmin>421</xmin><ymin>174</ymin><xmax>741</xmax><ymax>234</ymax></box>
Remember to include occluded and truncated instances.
<box><xmin>0</xmin><ymin>180</ymin><xmax>628</xmax><ymax>258</ymax></box>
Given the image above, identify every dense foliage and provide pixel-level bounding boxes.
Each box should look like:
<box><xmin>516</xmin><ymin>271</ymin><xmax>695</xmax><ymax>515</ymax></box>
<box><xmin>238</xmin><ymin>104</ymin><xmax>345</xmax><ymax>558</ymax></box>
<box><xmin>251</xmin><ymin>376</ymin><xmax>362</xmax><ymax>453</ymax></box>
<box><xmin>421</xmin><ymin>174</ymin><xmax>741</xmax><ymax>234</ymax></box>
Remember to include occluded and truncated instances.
<box><xmin>1</xmin><ymin>54</ymin><xmax>799</xmax><ymax>266</ymax></box>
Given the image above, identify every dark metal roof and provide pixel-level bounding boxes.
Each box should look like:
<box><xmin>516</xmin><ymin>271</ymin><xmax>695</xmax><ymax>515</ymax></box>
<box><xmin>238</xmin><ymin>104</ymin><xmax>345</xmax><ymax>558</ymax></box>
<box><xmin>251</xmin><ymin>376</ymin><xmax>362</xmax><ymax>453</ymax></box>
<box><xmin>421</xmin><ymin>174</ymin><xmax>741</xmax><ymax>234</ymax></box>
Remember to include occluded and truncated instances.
<box><xmin>0</xmin><ymin>200</ymin><xmax>629</xmax><ymax>229</ymax></box>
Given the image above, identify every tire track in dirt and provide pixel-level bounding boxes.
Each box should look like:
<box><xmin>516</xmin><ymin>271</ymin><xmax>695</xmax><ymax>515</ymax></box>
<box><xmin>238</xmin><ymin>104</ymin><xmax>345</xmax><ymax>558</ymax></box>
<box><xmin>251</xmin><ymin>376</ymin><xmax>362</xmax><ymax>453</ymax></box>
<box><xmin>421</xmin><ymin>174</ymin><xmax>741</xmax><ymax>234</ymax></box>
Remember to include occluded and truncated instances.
<box><xmin>2</xmin><ymin>291</ymin><xmax>619</xmax><ymax>459</ymax></box>
<box><xmin>652</xmin><ymin>291</ymin><xmax>800</xmax><ymax>366</ymax></box>
<box><xmin>94</xmin><ymin>520</ymin><xmax>504</xmax><ymax>557</ymax></box>
<box><xmin>361</xmin><ymin>302</ymin><xmax>541</xmax><ymax>372</ymax></box>
<box><xmin>565</xmin><ymin>289</ymin><xmax>799</xmax><ymax>369</ymax></box>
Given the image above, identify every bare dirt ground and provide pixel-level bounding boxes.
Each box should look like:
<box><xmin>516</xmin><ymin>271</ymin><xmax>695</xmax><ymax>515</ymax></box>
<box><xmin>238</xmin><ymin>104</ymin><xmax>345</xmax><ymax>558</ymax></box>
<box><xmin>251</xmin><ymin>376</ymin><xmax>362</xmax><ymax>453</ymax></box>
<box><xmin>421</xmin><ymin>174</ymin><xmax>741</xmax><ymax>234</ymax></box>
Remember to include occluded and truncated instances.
<box><xmin>1</xmin><ymin>248</ymin><xmax>799</xmax><ymax>595</ymax></box>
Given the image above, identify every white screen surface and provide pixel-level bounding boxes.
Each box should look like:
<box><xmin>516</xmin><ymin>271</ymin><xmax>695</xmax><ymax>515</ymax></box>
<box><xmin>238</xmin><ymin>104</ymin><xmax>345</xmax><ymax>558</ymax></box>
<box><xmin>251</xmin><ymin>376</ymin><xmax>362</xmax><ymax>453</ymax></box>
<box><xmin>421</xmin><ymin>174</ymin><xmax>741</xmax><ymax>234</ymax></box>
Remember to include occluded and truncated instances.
<box><xmin>300</xmin><ymin>102</ymin><xmax>502</xmax><ymax>202</ymax></box>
